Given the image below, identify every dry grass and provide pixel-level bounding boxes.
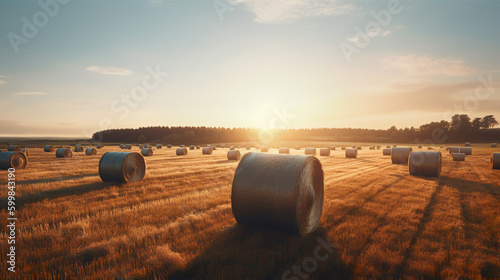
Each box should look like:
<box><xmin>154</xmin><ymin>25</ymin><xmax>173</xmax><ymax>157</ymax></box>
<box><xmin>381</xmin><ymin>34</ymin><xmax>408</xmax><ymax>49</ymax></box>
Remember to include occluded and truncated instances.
<box><xmin>0</xmin><ymin>144</ymin><xmax>499</xmax><ymax>279</ymax></box>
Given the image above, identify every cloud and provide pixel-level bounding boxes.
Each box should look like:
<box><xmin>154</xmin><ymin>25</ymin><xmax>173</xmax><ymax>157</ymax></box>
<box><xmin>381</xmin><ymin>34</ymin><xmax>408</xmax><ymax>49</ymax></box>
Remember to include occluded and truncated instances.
<box><xmin>235</xmin><ymin>0</ymin><xmax>355</xmax><ymax>23</ymax></box>
<box><xmin>0</xmin><ymin>80</ymin><xmax>5</xmax><ymax>85</ymax></box>
<box><xmin>14</xmin><ymin>92</ymin><xmax>47</xmax><ymax>95</ymax></box>
<box><xmin>383</xmin><ymin>54</ymin><xmax>475</xmax><ymax>76</ymax></box>
<box><xmin>86</xmin><ymin>65</ymin><xmax>132</xmax><ymax>76</ymax></box>
<box><xmin>382</xmin><ymin>30</ymin><xmax>391</xmax><ymax>36</ymax></box>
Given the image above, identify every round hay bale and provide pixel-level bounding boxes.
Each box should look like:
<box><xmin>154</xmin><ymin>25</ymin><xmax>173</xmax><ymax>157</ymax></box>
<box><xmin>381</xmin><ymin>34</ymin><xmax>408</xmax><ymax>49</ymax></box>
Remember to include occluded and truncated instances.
<box><xmin>141</xmin><ymin>148</ymin><xmax>153</xmax><ymax>156</ymax></box>
<box><xmin>0</xmin><ymin>152</ymin><xmax>27</xmax><ymax>170</ymax></box>
<box><xmin>139</xmin><ymin>145</ymin><xmax>144</xmax><ymax>149</ymax></box>
<box><xmin>189</xmin><ymin>145</ymin><xmax>195</xmax><ymax>150</ymax></box>
<box><xmin>279</xmin><ymin>148</ymin><xmax>290</xmax><ymax>154</ymax></box>
<box><xmin>491</xmin><ymin>153</ymin><xmax>500</xmax><ymax>169</ymax></box>
<box><xmin>176</xmin><ymin>148</ymin><xmax>187</xmax><ymax>156</ymax></box>
<box><xmin>452</xmin><ymin>153</ymin><xmax>465</xmax><ymax>161</ymax></box>
<box><xmin>357</xmin><ymin>146</ymin><xmax>362</xmax><ymax>150</ymax></box>
<box><xmin>319</xmin><ymin>148</ymin><xmax>330</xmax><ymax>156</ymax></box>
<box><xmin>167</xmin><ymin>144</ymin><xmax>172</xmax><ymax>148</ymax></box>
<box><xmin>393</xmin><ymin>145</ymin><xmax>398</xmax><ymax>147</ymax></box>
<box><xmin>74</xmin><ymin>145</ymin><xmax>84</xmax><ymax>152</ymax></box>
<box><xmin>330</xmin><ymin>146</ymin><xmax>336</xmax><ymax>150</ymax></box>
<box><xmin>369</xmin><ymin>146</ymin><xmax>375</xmax><ymax>150</ymax></box>
<box><xmin>391</xmin><ymin>147</ymin><xmax>412</xmax><ymax>164</ymax></box>
<box><xmin>99</xmin><ymin>152</ymin><xmax>146</xmax><ymax>183</ymax></box>
<box><xmin>294</xmin><ymin>146</ymin><xmax>301</xmax><ymax>150</ymax></box>
<box><xmin>124</xmin><ymin>144</ymin><xmax>132</xmax><ymax>150</ymax></box>
<box><xmin>44</xmin><ymin>145</ymin><xmax>54</xmax><ymax>152</ymax></box>
<box><xmin>97</xmin><ymin>144</ymin><xmax>103</xmax><ymax>149</ymax></box>
<box><xmin>261</xmin><ymin>147</ymin><xmax>269</xmax><ymax>153</ymax></box>
<box><xmin>409</xmin><ymin>151</ymin><xmax>442</xmax><ymax>177</ymax></box>
<box><xmin>156</xmin><ymin>144</ymin><xmax>162</xmax><ymax>149</ymax></box>
<box><xmin>144</xmin><ymin>144</ymin><xmax>150</xmax><ymax>148</ymax></box>
<box><xmin>459</xmin><ymin>147</ymin><xmax>472</xmax><ymax>155</ymax></box>
<box><xmin>227</xmin><ymin>150</ymin><xmax>241</xmax><ymax>160</ymax></box>
<box><xmin>345</xmin><ymin>148</ymin><xmax>357</xmax><ymax>158</ymax></box>
<box><xmin>464</xmin><ymin>142</ymin><xmax>471</xmax><ymax>147</ymax></box>
<box><xmin>56</xmin><ymin>148</ymin><xmax>72</xmax><ymax>158</ymax></box>
<box><xmin>351</xmin><ymin>145</ymin><xmax>356</xmax><ymax>149</ymax></box>
<box><xmin>21</xmin><ymin>149</ymin><xmax>29</xmax><ymax>157</ymax></box>
<box><xmin>418</xmin><ymin>145</ymin><xmax>423</xmax><ymax>149</ymax></box>
<box><xmin>448</xmin><ymin>147</ymin><xmax>460</xmax><ymax>154</ymax></box>
<box><xmin>427</xmin><ymin>147</ymin><xmax>434</xmax><ymax>150</ymax></box>
<box><xmin>211</xmin><ymin>146</ymin><xmax>217</xmax><ymax>151</ymax></box>
<box><xmin>196</xmin><ymin>145</ymin><xmax>200</xmax><ymax>149</ymax></box>
<box><xmin>85</xmin><ymin>147</ymin><xmax>97</xmax><ymax>155</ymax></box>
<box><xmin>491</xmin><ymin>143</ymin><xmax>497</xmax><ymax>148</ymax></box>
<box><xmin>202</xmin><ymin>147</ymin><xmax>213</xmax><ymax>155</ymax></box>
<box><xmin>341</xmin><ymin>147</ymin><xmax>346</xmax><ymax>150</ymax></box>
<box><xmin>305</xmin><ymin>148</ymin><xmax>316</xmax><ymax>155</ymax></box>
<box><xmin>231</xmin><ymin>153</ymin><xmax>324</xmax><ymax>235</ymax></box>
<box><xmin>119</xmin><ymin>144</ymin><xmax>125</xmax><ymax>149</ymax></box>
<box><xmin>8</xmin><ymin>145</ymin><xmax>21</xmax><ymax>151</ymax></box>
<box><xmin>386</xmin><ymin>145</ymin><xmax>391</xmax><ymax>148</ymax></box>
<box><xmin>383</xmin><ymin>148</ymin><xmax>391</xmax><ymax>156</ymax></box>
<box><xmin>377</xmin><ymin>146</ymin><xmax>381</xmax><ymax>149</ymax></box>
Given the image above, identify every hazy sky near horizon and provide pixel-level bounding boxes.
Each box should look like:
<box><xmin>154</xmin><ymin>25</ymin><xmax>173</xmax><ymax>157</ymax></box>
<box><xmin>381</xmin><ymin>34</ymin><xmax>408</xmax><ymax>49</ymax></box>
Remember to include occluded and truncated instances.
<box><xmin>1</xmin><ymin>0</ymin><xmax>499</xmax><ymax>137</ymax></box>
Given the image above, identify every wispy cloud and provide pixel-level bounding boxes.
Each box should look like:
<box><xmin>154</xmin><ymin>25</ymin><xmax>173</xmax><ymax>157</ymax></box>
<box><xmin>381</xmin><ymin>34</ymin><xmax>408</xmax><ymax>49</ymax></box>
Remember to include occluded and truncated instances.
<box><xmin>382</xmin><ymin>30</ymin><xmax>391</xmax><ymax>36</ymax></box>
<box><xmin>14</xmin><ymin>92</ymin><xmax>47</xmax><ymax>95</ymax></box>
<box><xmin>0</xmin><ymin>75</ymin><xmax>8</xmax><ymax>85</ymax></box>
<box><xmin>0</xmin><ymin>80</ymin><xmax>5</xmax><ymax>85</ymax></box>
<box><xmin>383</xmin><ymin>54</ymin><xmax>475</xmax><ymax>76</ymax></box>
<box><xmin>86</xmin><ymin>65</ymin><xmax>132</xmax><ymax>76</ymax></box>
<box><xmin>235</xmin><ymin>0</ymin><xmax>355</xmax><ymax>23</ymax></box>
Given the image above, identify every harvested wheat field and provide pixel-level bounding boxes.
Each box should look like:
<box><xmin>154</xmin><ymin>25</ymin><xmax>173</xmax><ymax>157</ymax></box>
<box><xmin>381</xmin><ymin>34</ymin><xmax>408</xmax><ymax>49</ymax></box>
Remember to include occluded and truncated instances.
<box><xmin>0</xmin><ymin>145</ymin><xmax>499</xmax><ymax>280</ymax></box>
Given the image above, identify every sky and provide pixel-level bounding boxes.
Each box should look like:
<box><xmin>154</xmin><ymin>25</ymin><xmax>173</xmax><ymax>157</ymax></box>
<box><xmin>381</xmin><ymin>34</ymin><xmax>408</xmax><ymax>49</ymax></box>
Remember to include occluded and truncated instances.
<box><xmin>0</xmin><ymin>0</ymin><xmax>499</xmax><ymax>137</ymax></box>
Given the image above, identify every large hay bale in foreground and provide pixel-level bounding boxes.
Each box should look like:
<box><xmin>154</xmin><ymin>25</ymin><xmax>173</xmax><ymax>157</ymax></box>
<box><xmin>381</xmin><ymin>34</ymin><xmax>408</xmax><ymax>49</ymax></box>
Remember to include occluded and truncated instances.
<box><xmin>44</xmin><ymin>145</ymin><xmax>54</xmax><ymax>152</ymax></box>
<box><xmin>227</xmin><ymin>150</ymin><xmax>241</xmax><ymax>160</ymax></box>
<box><xmin>464</xmin><ymin>142</ymin><xmax>471</xmax><ymax>147</ymax></box>
<box><xmin>231</xmin><ymin>153</ymin><xmax>324</xmax><ymax>235</ymax></box>
<box><xmin>459</xmin><ymin>147</ymin><xmax>472</xmax><ymax>155</ymax></box>
<box><xmin>56</xmin><ymin>148</ymin><xmax>72</xmax><ymax>158</ymax></box>
<box><xmin>448</xmin><ymin>147</ymin><xmax>460</xmax><ymax>154</ymax></box>
<box><xmin>141</xmin><ymin>148</ymin><xmax>153</xmax><ymax>156</ymax></box>
<box><xmin>345</xmin><ymin>148</ymin><xmax>357</xmax><ymax>158</ymax></box>
<box><xmin>279</xmin><ymin>148</ymin><xmax>290</xmax><ymax>154</ymax></box>
<box><xmin>383</xmin><ymin>148</ymin><xmax>391</xmax><ymax>156</ymax></box>
<box><xmin>75</xmin><ymin>145</ymin><xmax>84</xmax><ymax>152</ymax></box>
<box><xmin>176</xmin><ymin>148</ymin><xmax>187</xmax><ymax>156</ymax></box>
<box><xmin>0</xmin><ymin>152</ymin><xmax>27</xmax><ymax>170</ymax></box>
<box><xmin>453</xmin><ymin>153</ymin><xmax>465</xmax><ymax>161</ymax></box>
<box><xmin>305</xmin><ymin>148</ymin><xmax>316</xmax><ymax>155</ymax></box>
<box><xmin>8</xmin><ymin>145</ymin><xmax>21</xmax><ymax>151</ymax></box>
<box><xmin>491</xmin><ymin>143</ymin><xmax>498</xmax><ymax>148</ymax></box>
<box><xmin>202</xmin><ymin>147</ymin><xmax>213</xmax><ymax>155</ymax></box>
<box><xmin>409</xmin><ymin>151</ymin><xmax>442</xmax><ymax>177</ymax></box>
<box><xmin>391</xmin><ymin>147</ymin><xmax>412</xmax><ymax>164</ymax></box>
<box><xmin>99</xmin><ymin>152</ymin><xmax>146</xmax><ymax>183</ymax></box>
<box><xmin>86</xmin><ymin>147</ymin><xmax>97</xmax><ymax>155</ymax></box>
<box><xmin>319</xmin><ymin>148</ymin><xmax>330</xmax><ymax>156</ymax></box>
<box><xmin>491</xmin><ymin>153</ymin><xmax>500</xmax><ymax>169</ymax></box>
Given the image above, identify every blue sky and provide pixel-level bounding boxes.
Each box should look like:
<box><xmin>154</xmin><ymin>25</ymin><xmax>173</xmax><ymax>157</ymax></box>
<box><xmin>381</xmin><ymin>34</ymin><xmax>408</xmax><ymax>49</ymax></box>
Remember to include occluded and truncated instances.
<box><xmin>0</xmin><ymin>0</ymin><xmax>499</xmax><ymax>137</ymax></box>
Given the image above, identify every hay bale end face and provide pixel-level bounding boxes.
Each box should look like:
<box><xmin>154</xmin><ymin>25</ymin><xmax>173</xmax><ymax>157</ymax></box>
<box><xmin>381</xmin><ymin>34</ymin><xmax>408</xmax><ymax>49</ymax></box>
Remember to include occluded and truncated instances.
<box><xmin>227</xmin><ymin>150</ymin><xmax>241</xmax><ymax>160</ymax></box>
<box><xmin>202</xmin><ymin>147</ymin><xmax>213</xmax><ymax>155</ymax></box>
<box><xmin>491</xmin><ymin>143</ymin><xmax>498</xmax><ymax>148</ymax></box>
<box><xmin>0</xmin><ymin>152</ymin><xmax>27</xmax><ymax>170</ymax></box>
<box><xmin>231</xmin><ymin>153</ymin><xmax>324</xmax><ymax>236</ymax></box>
<box><xmin>305</xmin><ymin>148</ymin><xmax>316</xmax><ymax>155</ymax></box>
<box><xmin>56</xmin><ymin>148</ymin><xmax>73</xmax><ymax>158</ymax></box>
<box><xmin>383</xmin><ymin>148</ymin><xmax>391</xmax><ymax>156</ymax></box>
<box><xmin>491</xmin><ymin>153</ymin><xmax>500</xmax><ymax>169</ymax></box>
<box><xmin>279</xmin><ymin>148</ymin><xmax>290</xmax><ymax>154</ymax></box>
<box><xmin>391</xmin><ymin>147</ymin><xmax>412</xmax><ymax>164</ymax></box>
<box><xmin>196</xmin><ymin>145</ymin><xmax>200</xmax><ymax>149</ymax></box>
<box><xmin>459</xmin><ymin>147</ymin><xmax>472</xmax><ymax>155</ymax></box>
<box><xmin>141</xmin><ymin>148</ymin><xmax>153</xmax><ymax>157</ymax></box>
<box><xmin>86</xmin><ymin>147</ymin><xmax>97</xmax><ymax>156</ymax></box>
<box><xmin>453</xmin><ymin>153</ymin><xmax>465</xmax><ymax>161</ymax></box>
<box><xmin>176</xmin><ymin>148</ymin><xmax>188</xmax><ymax>156</ymax></box>
<box><xmin>409</xmin><ymin>151</ymin><xmax>442</xmax><ymax>177</ymax></box>
<box><xmin>190</xmin><ymin>145</ymin><xmax>195</xmax><ymax>150</ymax></box>
<box><xmin>44</xmin><ymin>145</ymin><xmax>54</xmax><ymax>152</ymax></box>
<box><xmin>99</xmin><ymin>152</ymin><xmax>146</xmax><ymax>183</ymax></box>
<box><xmin>8</xmin><ymin>145</ymin><xmax>21</xmax><ymax>151</ymax></box>
<box><xmin>75</xmin><ymin>145</ymin><xmax>84</xmax><ymax>152</ymax></box>
<box><xmin>319</xmin><ymin>148</ymin><xmax>330</xmax><ymax>156</ymax></box>
<box><xmin>345</xmin><ymin>148</ymin><xmax>357</xmax><ymax>158</ymax></box>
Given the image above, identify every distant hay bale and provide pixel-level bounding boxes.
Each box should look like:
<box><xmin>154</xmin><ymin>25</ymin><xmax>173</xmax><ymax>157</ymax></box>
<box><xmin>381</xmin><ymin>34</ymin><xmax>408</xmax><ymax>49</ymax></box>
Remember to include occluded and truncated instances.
<box><xmin>261</xmin><ymin>147</ymin><xmax>269</xmax><ymax>152</ymax></box>
<box><xmin>279</xmin><ymin>148</ymin><xmax>290</xmax><ymax>154</ymax></box>
<box><xmin>144</xmin><ymin>144</ymin><xmax>150</xmax><ymax>148</ymax></box>
<box><xmin>464</xmin><ymin>142</ymin><xmax>471</xmax><ymax>147</ymax></box>
<box><xmin>409</xmin><ymin>151</ymin><xmax>442</xmax><ymax>177</ymax></box>
<box><xmin>156</xmin><ymin>144</ymin><xmax>162</xmax><ymax>149</ymax></box>
<box><xmin>0</xmin><ymin>152</ymin><xmax>27</xmax><ymax>170</ymax></box>
<box><xmin>386</xmin><ymin>145</ymin><xmax>391</xmax><ymax>148</ymax></box>
<box><xmin>227</xmin><ymin>150</ymin><xmax>241</xmax><ymax>160</ymax></box>
<box><xmin>491</xmin><ymin>143</ymin><xmax>498</xmax><ymax>148</ymax></box>
<box><xmin>97</xmin><ymin>144</ymin><xmax>103</xmax><ymax>149</ymax></box>
<box><xmin>391</xmin><ymin>147</ymin><xmax>412</xmax><ymax>164</ymax></box>
<box><xmin>124</xmin><ymin>144</ymin><xmax>132</xmax><ymax>150</ymax></box>
<box><xmin>319</xmin><ymin>148</ymin><xmax>330</xmax><ymax>156</ymax></box>
<box><xmin>141</xmin><ymin>148</ymin><xmax>153</xmax><ymax>157</ymax></box>
<box><xmin>351</xmin><ymin>145</ymin><xmax>356</xmax><ymax>149</ymax></box>
<box><xmin>341</xmin><ymin>147</ymin><xmax>346</xmax><ymax>150</ymax></box>
<box><xmin>21</xmin><ymin>149</ymin><xmax>29</xmax><ymax>157</ymax></box>
<box><xmin>305</xmin><ymin>148</ymin><xmax>316</xmax><ymax>155</ymax></box>
<box><xmin>345</xmin><ymin>148</ymin><xmax>357</xmax><ymax>158</ymax></box>
<box><xmin>167</xmin><ymin>144</ymin><xmax>172</xmax><ymax>148</ymax></box>
<box><xmin>202</xmin><ymin>147</ymin><xmax>213</xmax><ymax>155</ymax></box>
<box><xmin>75</xmin><ymin>145</ymin><xmax>84</xmax><ymax>152</ymax></box>
<box><xmin>231</xmin><ymin>153</ymin><xmax>324</xmax><ymax>236</ymax></box>
<box><xmin>44</xmin><ymin>145</ymin><xmax>54</xmax><ymax>152</ymax></box>
<box><xmin>196</xmin><ymin>145</ymin><xmax>200</xmax><ymax>149</ymax></box>
<box><xmin>139</xmin><ymin>145</ymin><xmax>144</xmax><ymax>149</ymax></box>
<box><xmin>369</xmin><ymin>146</ymin><xmax>375</xmax><ymax>150</ymax></box>
<box><xmin>119</xmin><ymin>144</ymin><xmax>125</xmax><ymax>149</ymax></box>
<box><xmin>357</xmin><ymin>146</ymin><xmax>362</xmax><ymax>150</ymax></box>
<box><xmin>211</xmin><ymin>146</ymin><xmax>217</xmax><ymax>151</ymax></box>
<box><xmin>86</xmin><ymin>147</ymin><xmax>97</xmax><ymax>156</ymax></box>
<box><xmin>393</xmin><ymin>145</ymin><xmax>397</xmax><ymax>147</ymax></box>
<box><xmin>190</xmin><ymin>145</ymin><xmax>195</xmax><ymax>150</ymax></box>
<box><xmin>99</xmin><ymin>152</ymin><xmax>146</xmax><ymax>183</ymax></box>
<box><xmin>221</xmin><ymin>145</ymin><xmax>226</xmax><ymax>148</ymax></box>
<box><xmin>418</xmin><ymin>145</ymin><xmax>423</xmax><ymax>149</ymax></box>
<box><xmin>459</xmin><ymin>147</ymin><xmax>472</xmax><ymax>155</ymax></box>
<box><xmin>56</xmin><ymin>148</ymin><xmax>73</xmax><ymax>158</ymax></box>
<box><xmin>448</xmin><ymin>147</ymin><xmax>460</xmax><ymax>154</ymax></box>
<box><xmin>330</xmin><ymin>146</ymin><xmax>336</xmax><ymax>150</ymax></box>
<box><xmin>8</xmin><ymin>145</ymin><xmax>21</xmax><ymax>151</ymax></box>
<box><xmin>491</xmin><ymin>153</ymin><xmax>500</xmax><ymax>169</ymax></box>
<box><xmin>294</xmin><ymin>146</ymin><xmax>301</xmax><ymax>150</ymax></box>
<box><xmin>383</xmin><ymin>148</ymin><xmax>391</xmax><ymax>156</ymax></box>
<box><xmin>452</xmin><ymin>153</ymin><xmax>465</xmax><ymax>161</ymax></box>
<box><xmin>176</xmin><ymin>148</ymin><xmax>188</xmax><ymax>156</ymax></box>
<box><xmin>427</xmin><ymin>147</ymin><xmax>434</xmax><ymax>150</ymax></box>
<box><xmin>377</xmin><ymin>146</ymin><xmax>381</xmax><ymax>149</ymax></box>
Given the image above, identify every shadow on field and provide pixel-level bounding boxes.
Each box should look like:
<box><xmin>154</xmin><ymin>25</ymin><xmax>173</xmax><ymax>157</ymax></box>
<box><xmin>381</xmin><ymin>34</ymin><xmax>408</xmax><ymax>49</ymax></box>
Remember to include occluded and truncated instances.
<box><xmin>439</xmin><ymin>176</ymin><xmax>500</xmax><ymax>196</ymax></box>
<box><xmin>16</xmin><ymin>173</ymin><xmax>99</xmax><ymax>186</ymax></box>
<box><xmin>153</xmin><ymin>225</ymin><xmax>353</xmax><ymax>280</ymax></box>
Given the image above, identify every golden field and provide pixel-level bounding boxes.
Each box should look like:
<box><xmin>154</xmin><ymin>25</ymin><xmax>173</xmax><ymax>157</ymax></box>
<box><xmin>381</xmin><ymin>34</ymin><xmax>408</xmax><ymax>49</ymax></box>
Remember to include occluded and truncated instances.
<box><xmin>0</xmin><ymin>144</ymin><xmax>499</xmax><ymax>279</ymax></box>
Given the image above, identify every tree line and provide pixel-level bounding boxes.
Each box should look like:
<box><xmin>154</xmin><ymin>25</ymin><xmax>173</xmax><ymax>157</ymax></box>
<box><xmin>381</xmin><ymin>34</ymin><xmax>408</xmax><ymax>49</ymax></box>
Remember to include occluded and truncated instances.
<box><xmin>92</xmin><ymin>114</ymin><xmax>499</xmax><ymax>145</ymax></box>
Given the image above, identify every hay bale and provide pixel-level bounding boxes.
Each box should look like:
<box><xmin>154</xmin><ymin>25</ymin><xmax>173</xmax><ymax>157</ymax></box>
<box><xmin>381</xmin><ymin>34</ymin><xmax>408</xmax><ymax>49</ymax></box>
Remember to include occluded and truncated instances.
<box><xmin>418</xmin><ymin>145</ymin><xmax>422</xmax><ymax>149</ymax></box>
<box><xmin>305</xmin><ymin>148</ymin><xmax>316</xmax><ymax>155</ymax></box>
<box><xmin>0</xmin><ymin>152</ymin><xmax>27</xmax><ymax>170</ymax></box>
<box><xmin>211</xmin><ymin>146</ymin><xmax>217</xmax><ymax>151</ymax></box>
<box><xmin>383</xmin><ymin>148</ymin><xmax>391</xmax><ymax>156</ymax></box>
<box><xmin>141</xmin><ymin>148</ymin><xmax>153</xmax><ymax>156</ymax></box>
<box><xmin>21</xmin><ymin>149</ymin><xmax>29</xmax><ymax>157</ymax></box>
<box><xmin>196</xmin><ymin>145</ymin><xmax>200</xmax><ymax>149</ymax></box>
<box><xmin>261</xmin><ymin>147</ymin><xmax>269</xmax><ymax>152</ymax></box>
<box><xmin>386</xmin><ymin>145</ymin><xmax>391</xmax><ymax>148</ymax></box>
<box><xmin>56</xmin><ymin>148</ymin><xmax>73</xmax><ymax>158</ymax></box>
<box><xmin>369</xmin><ymin>146</ymin><xmax>375</xmax><ymax>150</ymax></box>
<box><xmin>75</xmin><ymin>145</ymin><xmax>84</xmax><ymax>152</ymax></box>
<box><xmin>448</xmin><ymin>147</ymin><xmax>460</xmax><ymax>154</ymax></box>
<box><xmin>427</xmin><ymin>147</ymin><xmax>434</xmax><ymax>150</ymax></box>
<box><xmin>139</xmin><ymin>145</ymin><xmax>144</xmax><ymax>149</ymax></box>
<box><xmin>144</xmin><ymin>144</ymin><xmax>150</xmax><ymax>148</ymax></box>
<box><xmin>491</xmin><ymin>153</ymin><xmax>500</xmax><ymax>169</ymax></box>
<box><xmin>167</xmin><ymin>144</ymin><xmax>172</xmax><ymax>148</ymax></box>
<box><xmin>97</xmin><ymin>144</ymin><xmax>103</xmax><ymax>149</ymax></box>
<box><xmin>294</xmin><ymin>146</ymin><xmax>301</xmax><ymax>150</ymax></box>
<box><xmin>86</xmin><ymin>147</ymin><xmax>97</xmax><ymax>155</ymax></box>
<box><xmin>227</xmin><ymin>150</ymin><xmax>241</xmax><ymax>160</ymax></box>
<box><xmin>409</xmin><ymin>151</ymin><xmax>442</xmax><ymax>177</ymax></box>
<box><xmin>357</xmin><ymin>146</ymin><xmax>362</xmax><ymax>150</ymax></box>
<box><xmin>351</xmin><ymin>145</ymin><xmax>356</xmax><ymax>149</ymax></box>
<box><xmin>341</xmin><ymin>147</ymin><xmax>346</xmax><ymax>150</ymax></box>
<box><xmin>464</xmin><ymin>142</ymin><xmax>471</xmax><ymax>147</ymax></box>
<box><xmin>99</xmin><ymin>152</ymin><xmax>146</xmax><ymax>183</ymax></box>
<box><xmin>231</xmin><ymin>153</ymin><xmax>324</xmax><ymax>235</ymax></box>
<box><xmin>124</xmin><ymin>144</ymin><xmax>132</xmax><ymax>150</ymax></box>
<box><xmin>459</xmin><ymin>147</ymin><xmax>472</xmax><ymax>155</ymax></box>
<box><xmin>44</xmin><ymin>145</ymin><xmax>54</xmax><ymax>152</ymax></box>
<box><xmin>319</xmin><ymin>148</ymin><xmax>330</xmax><ymax>156</ymax></box>
<box><xmin>393</xmin><ymin>145</ymin><xmax>397</xmax><ymax>147</ymax></box>
<box><xmin>176</xmin><ymin>148</ymin><xmax>188</xmax><ymax>156</ymax></box>
<box><xmin>279</xmin><ymin>148</ymin><xmax>290</xmax><ymax>154</ymax></box>
<box><xmin>377</xmin><ymin>146</ymin><xmax>381</xmax><ymax>149</ymax></box>
<box><xmin>345</xmin><ymin>148</ymin><xmax>357</xmax><ymax>158</ymax></box>
<box><xmin>391</xmin><ymin>147</ymin><xmax>412</xmax><ymax>164</ymax></box>
<box><xmin>202</xmin><ymin>147</ymin><xmax>213</xmax><ymax>155</ymax></box>
<box><xmin>330</xmin><ymin>146</ymin><xmax>336</xmax><ymax>150</ymax></box>
<box><xmin>189</xmin><ymin>145</ymin><xmax>195</xmax><ymax>150</ymax></box>
<box><xmin>156</xmin><ymin>144</ymin><xmax>162</xmax><ymax>149</ymax></box>
<box><xmin>452</xmin><ymin>153</ymin><xmax>465</xmax><ymax>161</ymax></box>
<box><xmin>8</xmin><ymin>145</ymin><xmax>21</xmax><ymax>151</ymax></box>
<box><xmin>491</xmin><ymin>143</ymin><xmax>497</xmax><ymax>148</ymax></box>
